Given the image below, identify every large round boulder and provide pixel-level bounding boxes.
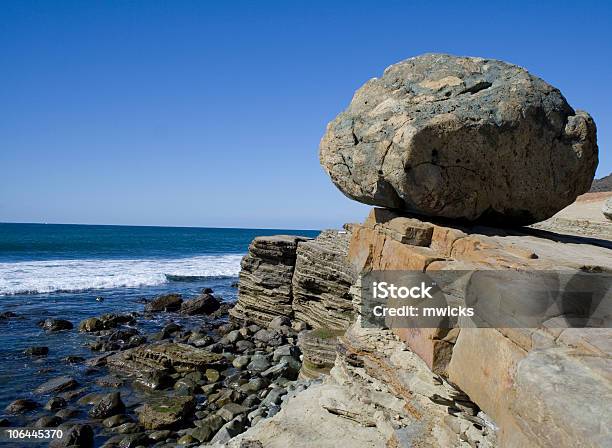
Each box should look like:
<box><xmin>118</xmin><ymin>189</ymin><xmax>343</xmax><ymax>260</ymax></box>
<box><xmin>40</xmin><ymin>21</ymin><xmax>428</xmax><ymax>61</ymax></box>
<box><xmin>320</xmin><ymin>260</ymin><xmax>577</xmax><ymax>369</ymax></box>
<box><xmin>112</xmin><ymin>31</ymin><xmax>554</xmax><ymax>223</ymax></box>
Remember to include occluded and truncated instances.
<box><xmin>320</xmin><ymin>53</ymin><xmax>598</xmax><ymax>225</ymax></box>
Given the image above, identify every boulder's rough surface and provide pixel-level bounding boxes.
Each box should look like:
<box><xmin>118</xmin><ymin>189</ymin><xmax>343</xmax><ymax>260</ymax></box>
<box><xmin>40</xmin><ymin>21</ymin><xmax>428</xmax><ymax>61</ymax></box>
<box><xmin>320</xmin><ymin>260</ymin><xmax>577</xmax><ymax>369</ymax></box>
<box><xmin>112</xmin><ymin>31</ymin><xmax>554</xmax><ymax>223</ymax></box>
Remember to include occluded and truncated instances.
<box><xmin>320</xmin><ymin>53</ymin><xmax>598</xmax><ymax>225</ymax></box>
<box><xmin>230</xmin><ymin>235</ymin><xmax>310</xmax><ymax>326</ymax></box>
<box><xmin>292</xmin><ymin>230</ymin><xmax>356</xmax><ymax>330</ymax></box>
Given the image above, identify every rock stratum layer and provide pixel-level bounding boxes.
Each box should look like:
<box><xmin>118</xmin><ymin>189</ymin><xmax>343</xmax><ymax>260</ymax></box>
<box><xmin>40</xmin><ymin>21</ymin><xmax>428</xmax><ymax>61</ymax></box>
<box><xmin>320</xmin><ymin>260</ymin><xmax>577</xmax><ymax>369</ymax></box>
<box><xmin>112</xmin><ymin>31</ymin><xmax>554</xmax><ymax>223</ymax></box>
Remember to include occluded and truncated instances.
<box><xmin>230</xmin><ymin>230</ymin><xmax>356</xmax><ymax>330</ymax></box>
<box><xmin>320</xmin><ymin>53</ymin><xmax>598</xmax><ymax>224</ymax></box>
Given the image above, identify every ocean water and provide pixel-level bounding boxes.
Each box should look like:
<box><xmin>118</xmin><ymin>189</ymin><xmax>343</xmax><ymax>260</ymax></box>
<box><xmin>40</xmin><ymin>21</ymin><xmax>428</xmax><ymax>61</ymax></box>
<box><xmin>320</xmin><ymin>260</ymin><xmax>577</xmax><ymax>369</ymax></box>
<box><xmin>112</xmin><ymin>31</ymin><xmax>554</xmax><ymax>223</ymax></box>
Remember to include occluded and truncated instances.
<box><xmin>0</xmin><ymin>223</ymin><xmax>318</xmax><ymax>425</ymax></box>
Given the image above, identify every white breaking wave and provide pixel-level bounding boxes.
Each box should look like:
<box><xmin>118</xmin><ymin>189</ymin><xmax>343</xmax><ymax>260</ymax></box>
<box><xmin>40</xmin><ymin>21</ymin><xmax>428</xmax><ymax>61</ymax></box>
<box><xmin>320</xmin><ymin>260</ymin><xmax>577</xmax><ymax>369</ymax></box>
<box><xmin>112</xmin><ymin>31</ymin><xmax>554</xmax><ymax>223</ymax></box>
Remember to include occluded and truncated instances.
<box><xmin>0</xmin><ymin>254</ymin><xmax>243</xmax><ymax>295</ymax></box>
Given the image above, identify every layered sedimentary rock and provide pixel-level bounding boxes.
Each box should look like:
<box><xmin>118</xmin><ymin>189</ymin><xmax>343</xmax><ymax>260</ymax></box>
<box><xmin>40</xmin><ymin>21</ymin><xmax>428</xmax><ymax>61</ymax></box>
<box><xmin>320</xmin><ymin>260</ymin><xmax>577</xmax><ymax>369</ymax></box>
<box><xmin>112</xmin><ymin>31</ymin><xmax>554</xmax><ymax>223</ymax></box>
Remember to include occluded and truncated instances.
<box><xmin>346</xmin><ymin>208</ymin><xmax>612</xmax><ymax>447</ymax></box>
<box><xmin>230</xmin><ymin>235</ymin><xmax>310</xmax><ymax>326</ymax></box>
<box><xmin>231</xmin><ymin>231</ymin><xmax>356</xmax><ymax>331</ymax></box>
<box><xmin>225</xmin><ymin>319</ymin><xmax>495</xmax><ymax>448</ymax></box>
<box><xmin>320</xmin><ymin>53</ymin><xmax>598</xmax><ymax>224</ymax></box>
<box><xmin>297</xmin><ymin>328</ymin><xmax>345</xmax><ymax>379</ymax></box>
<box><xmin>291</xmin><ymin>229</ymin><xmax>357</xmax><ymax>330</ymax></box>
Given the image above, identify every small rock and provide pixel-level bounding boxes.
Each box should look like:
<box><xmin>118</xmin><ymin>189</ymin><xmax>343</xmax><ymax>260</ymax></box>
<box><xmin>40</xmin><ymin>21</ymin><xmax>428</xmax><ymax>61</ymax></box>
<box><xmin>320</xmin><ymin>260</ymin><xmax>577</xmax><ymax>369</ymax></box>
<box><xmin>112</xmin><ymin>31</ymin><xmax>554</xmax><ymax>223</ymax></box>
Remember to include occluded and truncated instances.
<box><xmin>292</xmin><ymin>320</ymin><xmax>308</xmax><ymax>332</ymax></box>
<box><xmin>247</xmin><ymin>354</ymin><xmax>271</xmax><ymax>372</ymax></box>
<box><xmin>5</xmin><ymin>398</ymin><xmax>38</xmax><ymax>414</ymax></box>
<box><xmin>50</xmin><ymin>424</ymin><xmax>93</xmax><ymax>448</ymax></box>
<box><xmin>117</xmin><ymin>433</ymin><xmax>149</xmax><ymax>448</ymax></box>
<box><xmin>102</xmin><ymin>414</ymin><xmax>133</xmax><ymax>428</ymax></box>
<box><xmin>88</xmin><ymin>392</ymin><xmax>125</xmax><ymax>419</ymax></box>
<box><xmin>79</xmin><ymin>317</ymin><xmax>103</xmax><ymax>332</ymax></box>
<box><xmin>44</xmin><ymin>397</ymin><xmax>67</xmax><ymax>411</ymax></box>
<box><xmin>40</xmin><ymin>318</ymin><xmax>73</xmax><ymax>332</ymax></box>
<box><xmin>191</xmin><ymin>414</ymin><xmax>224</xmax><ymax>442</ymax></box>
<box><xmin>33</xmin><ymin>415</ymin><xmax>62</xmax><ymax>428</ymax></box>
<box><xmin>35</xmin><ymin>376</ymin><xmax>78</xmax><ymax>395</ymax></box>
<box><xmin>177</xmin><ymin>434</ymin><xmax>197</xmax><ymax>445</ymax></box>
<box><xmin>217</xmin><ymin>403</ymin><xmax>248</xmax><ymax>422</ymax></box>
<box><xmin>268</xmin><ymin>316</ymin><xmax>291</xmax><ymax>330</ymax></box>
<box><xmin>209</xmin><ymin>415</ymin><xmax>247</xmax><ymax>444</ymax></box>
<box><xmin>148</xmin><ymin>429</ymin><xmax>172</xmax><ymax>441</ymax></box>
<box><xmin>180</xmin><ymin>293</ymin><xmax>221</xmax><ymax>316</ymax></box>
<box><xmin>24</xmin><ymin>346</ymin><xmax>49</xmax><ymax>357</ymax></box>
<box><xmin>138</xmin><ymin>395</ymin><xmax>195</xmax><ymax>430</ymax></box>
<box><xmin>145</xmin><ymin>294</ymin><xmax>183</xmax><ymax>312</ymax></box>
<box><xmin>205</xmin><ymin>368</ymin><xmax>221</xmax><ymax>383</ymax></box>
<box><xmin>232</xmin><ymin>355</ymin><xmax>250</xmax><ymax>369</ymax></box>
<box><xmin>55</xmin><ymin>407</ymin><xmax>79</xmax><ymax>419</ymax></box>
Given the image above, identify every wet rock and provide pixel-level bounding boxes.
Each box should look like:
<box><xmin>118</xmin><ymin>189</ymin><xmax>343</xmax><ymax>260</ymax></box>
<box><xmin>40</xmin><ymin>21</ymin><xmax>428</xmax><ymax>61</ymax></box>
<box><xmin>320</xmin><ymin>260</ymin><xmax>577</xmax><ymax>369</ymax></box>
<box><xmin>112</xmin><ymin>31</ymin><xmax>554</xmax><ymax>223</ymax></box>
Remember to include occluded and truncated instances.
<box><xmin>117</xmin><ymin>433</ymin><xmax>149</xmax><ymax>448</ymax></box>
<box><xmin>40</xmin><ymin>318</ymin><xmax>73</xmax><ymax>332</ymax></box>
<box><xmin>79</xmin><ymin>317</ymin><xmax>103</xmax><ymax>332</ymax></box>
<box><xmin>0</xmin><ymin>311</ymin><xmax>18</xmax><ymax>320</ymax></box>
<box><xmin>35</xmin><ymin>376</ymin><xmax>78</xmax><ymax>395</ymax></box>
<box><xmin>138</xmin><ymin>395</ymin><xmax>196</xmax><ymax>430</ymax></box>
<box><xmin>62</xmin><ymin>355</ymin><xmax>85</xmax><ymax>364</ymax></box>
<box><xmin>180</xmin><ymin>293</ymin><xmax>221</xmax><ymax>316</ymax></box>
<box><xmin>0</xmin><ymin>418</ymin><xmax>9</xmax><ymax>427</ymax></box>
<box><xmin>24</xmin><ymin>346</ymin><xmax>49</xmax><ymax>356</ymax></box>
<box><xmin>145</xmin><ymin>294</ymin><xmax>183</xmax><ymax>313</ymax></box>
<box><xmin>50</xmin><ymin>423</ymin><xmax>93</xmax><ymax>448</ymax></box>
<box><xmin>113</xmin><ymin>422</ymin><xmax>143</xmax><ymax>434</ymax></box>
<box><xmin>174</xmin><ymin>378</ymin><xmax>197</xmax><ymax>395</ymax></box>
<box><xmin>88</xmin><ymin>392</ymin><xmax>125</xmax><ymax>419</ymax></box>
<box><xmin>133</xmin><ymin>370</ymin><xmax>173</xmax><ymax>391</ymax></box>
<box><xmin>5</xmin><ymin>398</ymin><xmax>38</xmax><ymax>414</ymax></box>
<box><xmin>33</xmin><ymin>415</ymin><xmax>62</xmax><ymax>428</ymax></box>
<box><xmin>44</xmin><ymin>397</ymin><xmax>67</xmax><ymax>411</ymax></box>
<box><xmin>148</xmin><ymin>429</ymin><xmax>173</xmax><ymax>441</ymax></box>
<box><xmin>107</xmin><ymin>342</ymin><xmax>225</xmax><ymax>376</ymax></box>
<box><xmin>55</xmin><ymin>407</ymin><xmax>80</xmax><ymax>419</ymax></box>
<box><xmin>103</xmin><ymin>414</ymin><xmax>133</xmax><ymax>428</ymax></box>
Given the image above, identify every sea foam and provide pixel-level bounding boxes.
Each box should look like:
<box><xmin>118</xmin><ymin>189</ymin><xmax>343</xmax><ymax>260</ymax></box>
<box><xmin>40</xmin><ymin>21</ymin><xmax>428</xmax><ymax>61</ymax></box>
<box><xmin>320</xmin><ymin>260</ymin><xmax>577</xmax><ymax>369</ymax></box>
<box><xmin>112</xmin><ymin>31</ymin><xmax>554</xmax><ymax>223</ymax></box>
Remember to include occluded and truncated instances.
<box><xmin>0</xmin><ymin>254</ymin><xmax>242</xmax><ymax>295</ymax></box>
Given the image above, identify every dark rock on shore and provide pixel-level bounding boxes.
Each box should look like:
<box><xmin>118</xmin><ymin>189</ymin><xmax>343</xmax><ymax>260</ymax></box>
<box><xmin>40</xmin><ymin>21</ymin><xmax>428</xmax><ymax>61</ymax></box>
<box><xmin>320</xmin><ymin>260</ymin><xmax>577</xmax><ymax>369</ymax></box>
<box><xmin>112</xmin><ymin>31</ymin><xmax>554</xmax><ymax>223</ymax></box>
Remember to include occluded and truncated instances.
<box><xmin>40</xmin><ymin>318</ymin><xmax>73</xmax><ymax>332</ymax></box>
<box><xmin>320</xmin><ymin>53</ymin><xmax>598</xmax><ymax>225</ymax></box>
<box><xmin>24</xmin><ymin>346</ymin><xmax>49</xmax><ymax>356</ymax></box>
<box><xmin>5</xmin><ymin>398</ymin><xmax>38</xmax><ymax>414</ymax></box>
<box><xmin>180</xmin><ymin>293</ymin><xmax>221</xmax><ymax>315</ymax></box>
<box><xmin>50</xmin><ymin>423</ymin><xmax>93</xmax><ymax>448</ymax></box>
<box><xmin>35</xmin><ymin>376</ymin><xmax>78</xmax><ymax>394</ymax></box>
<box><xmin>138</xmin><ymin>395</ymin><xmax>196</xmax><ymax>430</ymax></box>
<box><xmin>88</xmin><ymin>392</ymin><xmax>125</xmax><ymax>419</ymax></box>
<box><xmin>145</xmin><ymin>294</ymin><xmax>183</xmax><ymax>312</ymax></box>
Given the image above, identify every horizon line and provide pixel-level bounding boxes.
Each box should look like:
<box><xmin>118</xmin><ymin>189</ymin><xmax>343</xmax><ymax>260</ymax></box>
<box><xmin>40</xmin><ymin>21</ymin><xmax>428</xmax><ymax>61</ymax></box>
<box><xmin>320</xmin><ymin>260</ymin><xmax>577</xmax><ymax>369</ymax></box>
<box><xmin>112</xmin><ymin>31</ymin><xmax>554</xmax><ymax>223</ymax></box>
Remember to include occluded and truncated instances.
<box><xmin>0</xmin><ymin>220</ymin><xmax>322</xmax><ymax>232</ymax></box>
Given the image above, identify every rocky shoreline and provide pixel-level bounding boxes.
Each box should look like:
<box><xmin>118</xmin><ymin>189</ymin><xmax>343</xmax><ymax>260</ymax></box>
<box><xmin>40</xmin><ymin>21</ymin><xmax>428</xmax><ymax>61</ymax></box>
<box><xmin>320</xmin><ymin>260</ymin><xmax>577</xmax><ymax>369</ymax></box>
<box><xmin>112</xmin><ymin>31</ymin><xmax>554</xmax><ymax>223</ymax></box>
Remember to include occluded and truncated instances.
<box><xmin>3</xmin><ymin>290</ymin><xmax>318</xmax><ymax>447</ymax></box>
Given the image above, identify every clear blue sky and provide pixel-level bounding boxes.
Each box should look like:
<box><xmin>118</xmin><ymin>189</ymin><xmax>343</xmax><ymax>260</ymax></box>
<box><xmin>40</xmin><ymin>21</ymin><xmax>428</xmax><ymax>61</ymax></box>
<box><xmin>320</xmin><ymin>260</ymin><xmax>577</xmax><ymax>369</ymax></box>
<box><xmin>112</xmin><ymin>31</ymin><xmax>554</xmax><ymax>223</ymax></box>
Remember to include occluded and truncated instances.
<box><xmin>1</xmin><ymin>1</ymin><xmax>610</xmax><ymax>229</ymax></box>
